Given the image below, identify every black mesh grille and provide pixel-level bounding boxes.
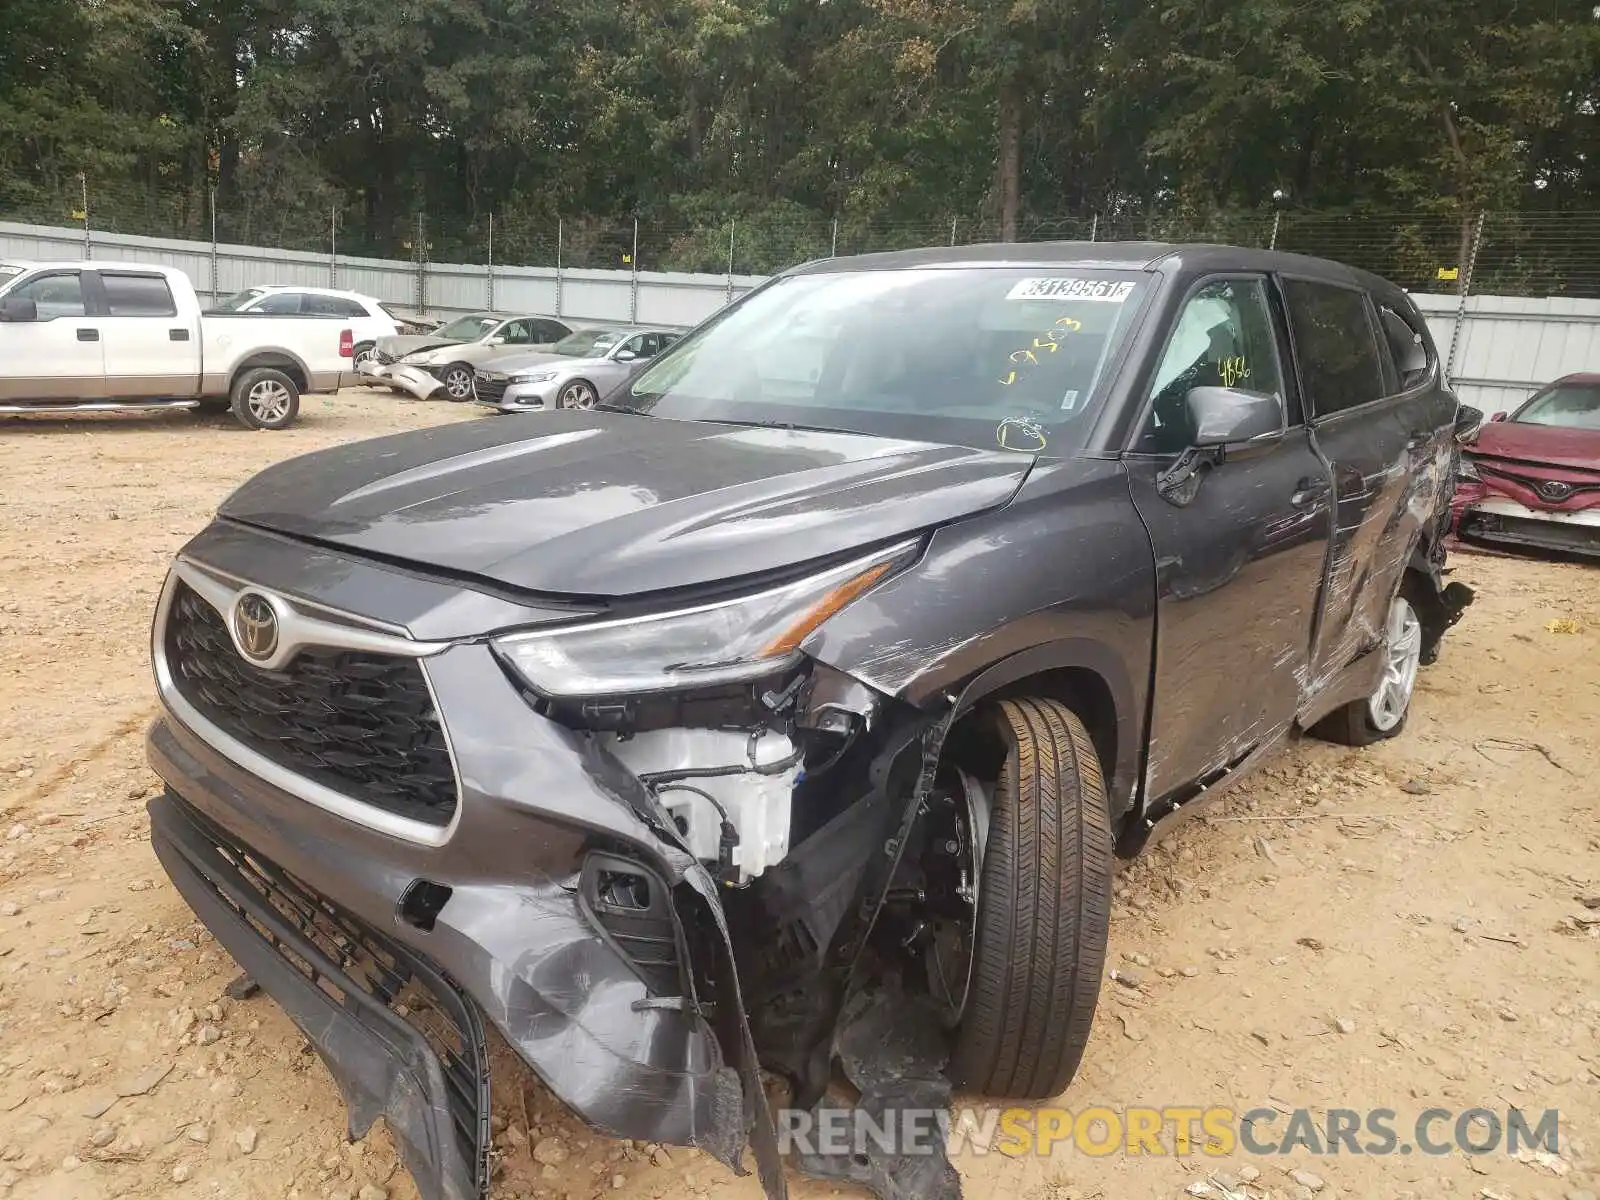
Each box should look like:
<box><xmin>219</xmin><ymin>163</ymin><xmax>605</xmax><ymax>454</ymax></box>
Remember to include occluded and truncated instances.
<box><xmin>165</xmin><ymin>581</ymin><xmax>457</xmax><ymax>827</ymax></box>
<box><xmin>472</xmin><ymin>372</ymin><xmax>508</xmax><ymax>405</ymax></box>
<box><xmin>171</xmin><ymin>799</ymin><xmax>489</xmax><ymax>1194</ymax></box>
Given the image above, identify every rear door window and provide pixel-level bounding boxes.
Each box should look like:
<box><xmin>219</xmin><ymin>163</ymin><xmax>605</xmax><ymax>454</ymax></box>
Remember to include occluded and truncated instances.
<box><xmin>100</xmin><ymin>273</ymin><xmax>177</xmax><ymax>317</ymax></box>
<box><xmin>253</xmin><ymin>292</ymin><xmax>303</xmax><ymax>314</ymax></box>
<box><xmin>1282</xmin><ymin>280</ymin><xmax>1385</xmax><ymax>417</ymax></box>
<box><xmin>303</xmin><ymin>294</ymin><xmax>366</xmax><ymax>318</ymax></box>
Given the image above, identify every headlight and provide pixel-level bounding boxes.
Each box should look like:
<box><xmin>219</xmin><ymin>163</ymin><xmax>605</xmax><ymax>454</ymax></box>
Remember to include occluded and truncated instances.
<box><xmin>399</xmin><ymin>350</ymin><xmax>436</xmax><ymax>365</ymax></box>
<box><xmin>495</xmin><ymin>541</ymin><xmax>918</xmax><ymax>697</ymax></box>
<box><xmin>511</xmin><ymin>371</ymin><xmax>557</xmax><ymax>384</ymax></box>
<box><xmin>1457</xmin><ymin>453</ymin><xmax>1480</xmax><ymax>481</ymax></box>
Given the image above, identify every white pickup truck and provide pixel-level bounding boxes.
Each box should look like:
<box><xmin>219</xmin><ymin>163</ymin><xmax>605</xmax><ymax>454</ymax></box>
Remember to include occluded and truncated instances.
<box><xmin>0</xmin><ymin>262</ymin><xmax>353</xmax><ymax>429</ymax></box>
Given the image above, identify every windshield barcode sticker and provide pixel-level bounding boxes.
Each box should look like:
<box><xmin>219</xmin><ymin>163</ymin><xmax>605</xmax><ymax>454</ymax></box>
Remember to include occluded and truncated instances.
<box><xmin>1006</xmin><ymin>278</ymin><xmax>1135</xmax><ymax>303</ymax></box>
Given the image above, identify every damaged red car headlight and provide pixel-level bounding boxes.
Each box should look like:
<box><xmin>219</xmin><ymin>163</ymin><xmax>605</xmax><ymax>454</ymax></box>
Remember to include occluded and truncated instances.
<box><xmin>494</xmin><ymin>540</ymin><xmax>918</xmax><ymax>697</ymax></box>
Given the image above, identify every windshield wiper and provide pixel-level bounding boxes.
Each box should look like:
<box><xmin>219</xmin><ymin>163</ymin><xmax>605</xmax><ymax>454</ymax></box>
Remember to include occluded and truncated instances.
<box><xmin>697</xmin><ymin>416</ymin><xmax>860</xmax><ymax>436</ymax></box>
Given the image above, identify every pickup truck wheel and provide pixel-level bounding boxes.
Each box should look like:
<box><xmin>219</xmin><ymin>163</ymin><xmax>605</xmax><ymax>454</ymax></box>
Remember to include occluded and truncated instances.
<box><xmin>949</xmin><ymin>697</ymin><xmax>1112</xmax><ymax>1099</ymax></box>
<box><xmin>351</xmin><ymin>342</ymin><xmax>377</xmax><ymax>369</ymax></box>
<box><xmin>230</xmin><ymin>368</ymin><xmax>301</xmax><ymax>430</ymax></box>
<box><xmin>439</xmin><ymin>364</ymin><xmax>474</xmax><ymax>402</ymax></box>
<box><xmin>1310</xmin><ymin>590</ymin><xmax>1424</xmax><ymax>747</ymax></box>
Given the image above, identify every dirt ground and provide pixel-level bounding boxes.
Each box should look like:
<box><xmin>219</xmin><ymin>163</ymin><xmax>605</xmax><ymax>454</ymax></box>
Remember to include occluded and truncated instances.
<box><xmin>1</xmin><ymin>392</ymin><xmax>1596</xmax><ymax>1200</ymax></box>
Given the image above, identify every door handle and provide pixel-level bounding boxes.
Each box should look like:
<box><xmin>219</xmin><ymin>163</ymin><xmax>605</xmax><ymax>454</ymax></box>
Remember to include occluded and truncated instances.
<box><xmin>1291</xmin><ymin>478</ymin><xmax>1329</xmax><ymax>508</ymax></box>
<box><xmin>169</xmin><ymin>328</ymin><xmax>190</xmax><ymax>341</ymax></box>
<box><xmin>77</xmin><ymin>328</ymin><xmax>99</xmax><ymax>342</ymax></box>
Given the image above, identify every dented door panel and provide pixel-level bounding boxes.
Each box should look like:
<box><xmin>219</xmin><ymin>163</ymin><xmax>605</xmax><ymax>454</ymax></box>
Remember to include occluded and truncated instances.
<box><xmin>1123</xmin><ymin>429</ymin><xmax>1332</xmax><ymax>804</ymax></box>
<box><xmin>1305</xmin><ymin>393</ymin><xmax>1455</xmax><ymax>686</ymax></box>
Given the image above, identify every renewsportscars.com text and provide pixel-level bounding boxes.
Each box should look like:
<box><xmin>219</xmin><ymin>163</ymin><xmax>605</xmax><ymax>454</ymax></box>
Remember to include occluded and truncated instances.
<box><xmin>776</xmin><ymin>1105</ymin><xmax>1561</xmax><ymax>1159</ymax></box>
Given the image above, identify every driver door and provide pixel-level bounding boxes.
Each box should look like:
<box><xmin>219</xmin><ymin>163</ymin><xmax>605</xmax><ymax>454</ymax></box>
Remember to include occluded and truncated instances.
<box><xmin>0</xmin><ymin>269</ymin><xmax>105</xmax><ymax>400</ymax></box>
<box><xmin>1123</xmin><ymin>276</ymin><xmax>1333</xmax><ymax>803</ymax></box>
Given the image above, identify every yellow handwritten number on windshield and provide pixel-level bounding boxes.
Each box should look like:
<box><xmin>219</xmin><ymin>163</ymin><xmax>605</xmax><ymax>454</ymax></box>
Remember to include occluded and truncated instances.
<box><xmin>998</xmin><ymin>315</ymin><xmax>1083</xmax><ymax>386</ymax></box>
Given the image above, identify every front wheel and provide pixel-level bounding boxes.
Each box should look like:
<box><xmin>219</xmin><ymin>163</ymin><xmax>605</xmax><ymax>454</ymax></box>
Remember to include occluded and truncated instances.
<box><xmin>557</xmin><ymin>379</ymin><xmax>598</xmax><ymax>410</ymax></box>
<box><xmin>352</xmin><ymin>342</ymin><xmax>378</xmax><ymax>370</ymax></box>
<box><xmin>230</xmin><ymin>368</ymin><xmax>301</xmax><ymax>430</ymax></box>
<box><xmin>949</xmin><ymin>698</ymin><xmax>1113</xmax><ymax>1099</ymax></box>
<box><xmin>438</xmin><ymin>364</ymin><xmax>475</xmax><ymax>402</ymax></box>
<box><xmin>1310</xmin><ymin>591</ymin><xmax>1424</xmax><ymax>746</ymax></box>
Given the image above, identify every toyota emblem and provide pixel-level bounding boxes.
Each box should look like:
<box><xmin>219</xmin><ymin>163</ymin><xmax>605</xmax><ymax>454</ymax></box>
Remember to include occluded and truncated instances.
<box><xmin>232</xmin><ymin>592</ymin><xmax>280</xmax><ymax>662</ymax></box>
<box><xmin>1537</xmin><ymin>480</ymin><xmax>1573</xmax><ymax>502</ymax></box>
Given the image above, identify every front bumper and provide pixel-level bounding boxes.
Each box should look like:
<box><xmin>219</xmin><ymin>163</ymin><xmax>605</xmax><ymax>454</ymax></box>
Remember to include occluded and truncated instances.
<box><xmin>1456</xmin><ymin>494</ymin><xmax>1600</xmax><ymax>557</ymax></box>
<box><xmin>150</xmin><ymin>791</ymin><xmax>490</xmax><ymax>1200</ymax></box>
<box><xmin>385</xmin><ymin>364</ymin><xmax>448</xmax><ymax>401</ymax></box>
<box><xmin>146</xmin><ymin>628</ymin><xmax>751</xmax><ymax>1191</ymax></box>
<box><xmin>475</xmin><ymin>378</ymin><xmax>560</xmax><ymax>412</ymax></box>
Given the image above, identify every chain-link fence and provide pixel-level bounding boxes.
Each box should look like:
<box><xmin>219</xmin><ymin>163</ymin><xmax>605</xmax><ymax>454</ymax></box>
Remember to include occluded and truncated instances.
<box><xmin>5</xmin><ymin>171</ymin><xmax>1600</xmax><ymax>301</ymax></box>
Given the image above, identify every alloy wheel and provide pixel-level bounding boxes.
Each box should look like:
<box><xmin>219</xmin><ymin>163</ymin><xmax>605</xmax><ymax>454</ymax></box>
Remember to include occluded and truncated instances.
<box><xmin>247</xmin><ymin>379</ymin><xmax>293</xmax><ymax>425</ymax></box>
<box><xmin>1368</xmin><ymin>596</ymin><xmax>1422</xmax><ymax>732</ymax></box>
<box><xmin>559</xmin><ymin>381</ymin><xmax>597</xmax><ymax>410</ymax></box>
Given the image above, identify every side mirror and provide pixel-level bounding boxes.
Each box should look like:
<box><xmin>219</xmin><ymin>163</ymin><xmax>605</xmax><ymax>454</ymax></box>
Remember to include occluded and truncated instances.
<box><xmin>614</xmin><ymin>349</ymin><xmax>638</xmax><ymax>362</ymax></box>
<box><xmin>1453</xmin><ymin>404</ymin><xmax>1483</xmax><ymax>441</ymax></box>
<box><xmin>1490</xmin><ymin>411</ymin><xmax>1507</xmax><ymax>423</ymax></box>
<box><xmin>0</xmin><ymin>296</ymin><xmax>38</xmax><ymax>323</ymax></box>
<box><xmin>1187</xmin><ymin>386</ymin><xmax>1283</xmax><ymax>448</ymax></box>
<box><xmin>486</xmin><ymin>336</ymin><xmax>505</xmax><ymax>346</ymax></box>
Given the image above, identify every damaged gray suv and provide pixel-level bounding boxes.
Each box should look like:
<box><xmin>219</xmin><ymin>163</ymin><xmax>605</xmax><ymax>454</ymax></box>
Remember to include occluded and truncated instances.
<box><xmin>146</xmin><ymin>243</ymin><xmax>1473</xmax><ymax>1200</ymax></box>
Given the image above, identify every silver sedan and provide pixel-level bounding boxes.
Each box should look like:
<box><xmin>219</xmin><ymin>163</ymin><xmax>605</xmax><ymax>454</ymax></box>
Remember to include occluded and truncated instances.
<box><xmin>473</xmin><ymin>326</ymin><xmax>681</xmax><ymax>412</ymax></box>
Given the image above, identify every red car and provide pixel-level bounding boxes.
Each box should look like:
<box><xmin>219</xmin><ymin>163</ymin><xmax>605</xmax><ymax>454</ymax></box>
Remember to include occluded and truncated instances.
<box><xmin>1452</xmin><ymin>373</ymin><xmax>1600</xmax><ymax>559</ymax></box>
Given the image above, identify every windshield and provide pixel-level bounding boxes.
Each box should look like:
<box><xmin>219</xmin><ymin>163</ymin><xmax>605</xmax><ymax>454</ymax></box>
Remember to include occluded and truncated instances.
<box><xmin>1515</xmin><ymin>383</ymin><xmax>1600</xmax><ymax>430</ymax></box>
<box><xmin>620</xmin><ymin>267</ymin><xmax>1151</xmax><ymax>452</ymax></box>
<box><xmin>434</xmin><ymin>314</ymin><xmax>500</xmax><ymax>340</ymax></box>
<box><xmin>554</xmin><ymin>329</ymin><xmax>623</xmax><ymax>357</ymax></box>
<box><xmin>214</xmin><ymin>287</ymin><xmax>268</xmax><ymax>312</ymax></box>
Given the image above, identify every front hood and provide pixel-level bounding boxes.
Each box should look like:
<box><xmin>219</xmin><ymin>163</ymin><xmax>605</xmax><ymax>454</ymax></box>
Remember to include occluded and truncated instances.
<box><xmin>379</xmin><ymin>334</ymin><xmax>463</xmax><ymax>357</ymax></box>
<box><xmin>1474</xmin><ymin>421</ymin><xmax>1600</xmax><ymax>473</ymax></box>
<box><xmin>447</xmin><ymin>342</ymin><xmax>555</xmax><ymax>368</ymax></box>
<box><xmin>217</xmin><ymin>413</ymin><xmax>1033</xmax><ymax>596</ymax></box>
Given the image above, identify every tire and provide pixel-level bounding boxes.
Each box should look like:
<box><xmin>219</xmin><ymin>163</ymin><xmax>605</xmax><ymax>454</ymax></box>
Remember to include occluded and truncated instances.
<box><xmin>230</xmin><ymin>368</ymin><xmax>301</xmax><ymax>430</ymax></box>
<box><xmin>950</xmin><ymin>697</ymin><xmax>1113</xmax><ymax>1099</ymax></box>
<box><xmin>1309</xmin><ymin>585</ymin><xmax>1425</xmax><ymax>747</ymax></box>
<box><xmin>439</xmin><ymin>363</ymin><xmax>474</xmax><ymax>402</ymax></box>
<box><xmin>557</xmin><ymin>379</ymin><xmax>598</xmax><ymax>410</ymax></box>
<box><xmin>352</xmin><ymin>342</ymin><xmax>378</xmax><ymax>370</ymax></box>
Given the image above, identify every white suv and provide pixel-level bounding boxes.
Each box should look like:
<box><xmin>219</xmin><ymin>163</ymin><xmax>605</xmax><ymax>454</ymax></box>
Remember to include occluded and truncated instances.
<box><xmin>215</xmin><ymin>286</ymin><xmax>403</xmax><ymax>365</ymax></box>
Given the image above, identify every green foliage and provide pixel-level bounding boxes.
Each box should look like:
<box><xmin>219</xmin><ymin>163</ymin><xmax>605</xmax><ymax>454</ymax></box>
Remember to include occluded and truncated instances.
<box><xmin>1</xmin><ymin>0</ymin><xmax>1595</xmax><ymax>269</ymax></box>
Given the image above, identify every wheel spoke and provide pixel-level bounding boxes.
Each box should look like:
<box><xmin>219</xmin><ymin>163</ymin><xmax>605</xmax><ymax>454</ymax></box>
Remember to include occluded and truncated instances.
<box><xmin>1368</xmin><ymin>596</ymin><xmax>1422</xmax><ymax>732</ymax></box>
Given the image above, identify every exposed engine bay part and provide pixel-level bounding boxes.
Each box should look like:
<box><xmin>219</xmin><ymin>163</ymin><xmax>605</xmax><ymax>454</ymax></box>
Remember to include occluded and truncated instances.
<box><xmin>798</xmin><ymin>663</ymin><xmax>885</xmax><ymax>736</ymax></box>
<box><xmin>604</xmin><ymin>727</ymin><xmax>801</xmax><ymax>883</ymax></box>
